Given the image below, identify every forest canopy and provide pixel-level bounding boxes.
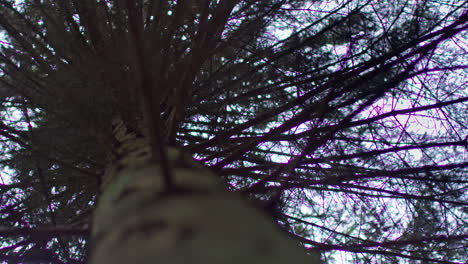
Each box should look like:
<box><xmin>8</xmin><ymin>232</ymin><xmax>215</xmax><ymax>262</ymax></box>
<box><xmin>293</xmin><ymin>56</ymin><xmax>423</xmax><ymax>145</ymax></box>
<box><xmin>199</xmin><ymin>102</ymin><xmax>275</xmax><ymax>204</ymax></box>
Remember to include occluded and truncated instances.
<box><xmin>0</xmin><ymin>0</ymin><xmax>466</xmax><ymax>263</ymax></box>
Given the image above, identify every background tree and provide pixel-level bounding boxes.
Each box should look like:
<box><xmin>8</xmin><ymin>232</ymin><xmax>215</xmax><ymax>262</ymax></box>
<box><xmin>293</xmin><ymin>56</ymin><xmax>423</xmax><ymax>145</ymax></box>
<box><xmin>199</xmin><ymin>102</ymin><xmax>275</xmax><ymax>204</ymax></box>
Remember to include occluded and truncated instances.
<box><xmin>0</xmin><ymin>0</ymin><xmax>466</xmax><ymax>263</ymax></box>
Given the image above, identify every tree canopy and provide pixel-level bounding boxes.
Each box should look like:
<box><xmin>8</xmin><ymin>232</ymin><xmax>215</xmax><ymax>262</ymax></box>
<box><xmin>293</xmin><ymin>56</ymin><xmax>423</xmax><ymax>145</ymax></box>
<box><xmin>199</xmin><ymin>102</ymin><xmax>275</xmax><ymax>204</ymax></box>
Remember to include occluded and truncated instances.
<box><xmin>0</xmin><ymin>0</ymin><xmax>466</xmax><ymax>263</ymax></box>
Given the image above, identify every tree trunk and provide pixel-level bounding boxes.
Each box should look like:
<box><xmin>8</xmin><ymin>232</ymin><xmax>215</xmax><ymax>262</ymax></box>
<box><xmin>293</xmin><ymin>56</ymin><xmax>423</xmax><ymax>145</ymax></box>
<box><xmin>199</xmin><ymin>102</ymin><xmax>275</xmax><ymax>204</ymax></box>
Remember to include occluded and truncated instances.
<box><xmin>89</xmin><ymin>119</ymin><xmax>319</xmax><ymax>263</ymax></box>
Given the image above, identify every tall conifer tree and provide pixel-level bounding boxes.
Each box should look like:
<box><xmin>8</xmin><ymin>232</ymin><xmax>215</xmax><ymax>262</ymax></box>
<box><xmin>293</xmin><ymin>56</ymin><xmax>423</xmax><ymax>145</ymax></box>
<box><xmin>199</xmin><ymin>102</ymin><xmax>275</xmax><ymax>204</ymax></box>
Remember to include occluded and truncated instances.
<box><xmin>0</xmin><ymin>1</ymin><xmax>466</xmax><ymax>263</ymax></box>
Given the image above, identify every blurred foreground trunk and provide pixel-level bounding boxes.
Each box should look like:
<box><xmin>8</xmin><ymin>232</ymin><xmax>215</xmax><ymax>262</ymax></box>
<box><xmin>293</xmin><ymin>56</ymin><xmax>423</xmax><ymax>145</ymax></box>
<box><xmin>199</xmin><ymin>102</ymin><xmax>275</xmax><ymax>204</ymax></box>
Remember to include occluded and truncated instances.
<box><xmin>90</xmin><ymin>119</ymin><xmax>320</xmax><ymax>264</ymax></box>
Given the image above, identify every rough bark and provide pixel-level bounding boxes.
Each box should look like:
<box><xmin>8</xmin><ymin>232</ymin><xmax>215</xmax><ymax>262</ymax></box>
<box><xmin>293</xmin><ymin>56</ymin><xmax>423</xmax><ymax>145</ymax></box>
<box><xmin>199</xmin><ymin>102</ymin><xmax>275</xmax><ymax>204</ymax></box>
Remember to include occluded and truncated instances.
<box><xmin>90</xmin><ymin>119</ymin><xmax>320</xmax><ymax>263</ymax></box>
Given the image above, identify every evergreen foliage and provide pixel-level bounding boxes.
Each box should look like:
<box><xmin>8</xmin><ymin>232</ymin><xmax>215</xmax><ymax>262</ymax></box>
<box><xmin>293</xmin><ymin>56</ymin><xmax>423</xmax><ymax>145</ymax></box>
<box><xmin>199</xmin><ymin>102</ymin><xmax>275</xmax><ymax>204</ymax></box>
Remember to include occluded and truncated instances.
<box><xmin>0</xmin><ymin>0</ymin><xmax>466</xmax><ymax>263</ymax></box>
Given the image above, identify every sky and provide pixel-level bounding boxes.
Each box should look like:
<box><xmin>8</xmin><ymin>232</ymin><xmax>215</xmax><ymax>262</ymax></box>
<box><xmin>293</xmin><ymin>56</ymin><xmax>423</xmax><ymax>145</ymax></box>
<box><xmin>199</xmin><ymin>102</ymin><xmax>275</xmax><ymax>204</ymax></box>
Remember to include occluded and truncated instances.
<box><xmin>0</xmin><ymin>1</ymin><xmax>466</xmax><ymax>263</ymax></box>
